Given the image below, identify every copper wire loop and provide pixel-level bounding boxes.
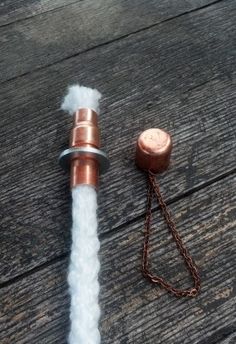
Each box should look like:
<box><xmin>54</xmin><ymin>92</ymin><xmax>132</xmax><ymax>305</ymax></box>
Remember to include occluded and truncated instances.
<box><xmin>142</xmin><ymin>171</ymin><xmax>201</xmax><ymax>297</ymax></box>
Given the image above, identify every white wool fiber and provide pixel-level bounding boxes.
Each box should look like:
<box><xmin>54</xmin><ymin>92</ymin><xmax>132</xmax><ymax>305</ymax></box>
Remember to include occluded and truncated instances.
<box><xmin>61</xmin><ymin>85</ymin><xmax>102</xmax><ymax>115</ymax></box>
<box><xmin>68</xmin><ymin>185</ymin><xmax>100</xmax><ymax>344</ymax></box>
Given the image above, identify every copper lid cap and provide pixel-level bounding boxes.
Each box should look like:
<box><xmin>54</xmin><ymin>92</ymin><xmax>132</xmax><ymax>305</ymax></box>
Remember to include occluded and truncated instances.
<box><xmin>136</xmin><ymin>128</ymin><xmax>172</xmax><ymax>173</ymax></box>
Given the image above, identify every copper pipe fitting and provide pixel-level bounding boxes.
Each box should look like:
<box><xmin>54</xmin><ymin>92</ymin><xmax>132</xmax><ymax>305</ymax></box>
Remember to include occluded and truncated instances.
<box><xmin>70</xmin><ymin>108</ymin><xmax>100</xmax><ymax>148</ymax></box>
<box><xmin>135</xmin><ymin>128</ymin><xmax>172</xmax><ymax>173</ymax></box>
<box><xmin>59</xmin><ymin>108</ymin><xmax>109</xmax><ymax>189</ymax></box>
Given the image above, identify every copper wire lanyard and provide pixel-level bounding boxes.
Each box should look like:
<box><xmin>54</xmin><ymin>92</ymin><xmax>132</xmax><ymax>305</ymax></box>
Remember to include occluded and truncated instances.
<box><xmin>142</xmin><ymin>171</ymin><xmax>201</xmax><ymax>297</ymax></box>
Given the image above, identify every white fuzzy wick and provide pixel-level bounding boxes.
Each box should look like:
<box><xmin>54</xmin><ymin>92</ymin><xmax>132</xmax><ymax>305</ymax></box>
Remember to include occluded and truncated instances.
<box><xmin>62</xmin><ymin>85</ymin><xmax>102</xmax><ymax>344</ymax></box>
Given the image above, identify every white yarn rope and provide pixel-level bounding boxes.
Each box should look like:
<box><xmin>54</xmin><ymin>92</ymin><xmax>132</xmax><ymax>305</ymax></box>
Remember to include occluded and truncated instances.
<box><xmin>68</xmin><ymin>186</ymin><xmax>100</xmax><ymax>344</ymax></box>
<box><xmin>62</xmin><ymin>84</ymin><xmax>102</xmax><ymax>344</ymax></box>
<box><xmin>61</xmin><ymin>84</ymin><xmax>101</xmax><ymax>115</ymax></box>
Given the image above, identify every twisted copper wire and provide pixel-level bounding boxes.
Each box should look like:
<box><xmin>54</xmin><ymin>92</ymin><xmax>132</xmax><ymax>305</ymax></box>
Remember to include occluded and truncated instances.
<box><xmin>142</xmin><ymin>171</ymin><xmax>201</xmax><ymax>297</ymax></box>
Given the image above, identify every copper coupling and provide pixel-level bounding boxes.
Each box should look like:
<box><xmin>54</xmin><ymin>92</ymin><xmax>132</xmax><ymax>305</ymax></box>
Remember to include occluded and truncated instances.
<box><xmin>59</xmin><ymin>108</ymin><xmax>109</xmax><ymax>189</ymax></box>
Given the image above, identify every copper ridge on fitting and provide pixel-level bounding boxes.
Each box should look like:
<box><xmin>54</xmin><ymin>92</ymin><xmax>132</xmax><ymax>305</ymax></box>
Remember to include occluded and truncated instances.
<box><xmin>59</xmin><ymin>108</ymin><xmax>109</xmax><ymax>189</ymax></box>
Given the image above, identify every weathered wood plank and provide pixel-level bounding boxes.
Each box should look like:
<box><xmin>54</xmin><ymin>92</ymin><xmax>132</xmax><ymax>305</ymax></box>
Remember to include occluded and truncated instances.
<box><xmin>0</xmin><ymin>0</ymin><xmax>79</xmax><ymax>26</ymax></box>
<box><xmin>0</xmin><ymin>0</ymin><xmax>221</xmax><ymax>82</ymax></box>
<box><xmin>0</xmin><ymin>0</ymin><xmax>235</xmax><ymax>283</ymax></box>
<box><xmin>0</xmin><ymin>175</ymin><xmax>235</xmax><ymax>343</ymax></box>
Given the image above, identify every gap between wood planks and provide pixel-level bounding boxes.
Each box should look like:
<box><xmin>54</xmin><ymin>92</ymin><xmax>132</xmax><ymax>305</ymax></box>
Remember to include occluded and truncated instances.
<box><xmin>0</xmin><ymin>173</ymin><xmax>235</xmax><ymax>343</ymax></box>
<box><xmin>0</xmin><ymin>1</ymin><xmax>235</xmax><ymax>283</ymax></box>
<box><xmin>0</xmin><ymin>0</ymin><xmax>83</xmax><ymax>28</ymax></box>
<box><xmin>0</xmin><ymin>0</ymin><xmax>223</xmax><ymax>28</ymax></box>
<box><xmin>0</xmin><ymin>166</ymin><xmax>234</xmax><ymax>290</ymax></box>
<box><xmin>0</xmin><ymin>0</ymin><xmax>224</xmax><ymax>84</ymax></box>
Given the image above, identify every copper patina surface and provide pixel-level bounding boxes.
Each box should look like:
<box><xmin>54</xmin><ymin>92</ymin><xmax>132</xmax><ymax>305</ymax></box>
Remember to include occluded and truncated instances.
<box><xmin>136</xmin><ymin>128</ymin><xmax>172</xmax><ymax>173</ymax></box>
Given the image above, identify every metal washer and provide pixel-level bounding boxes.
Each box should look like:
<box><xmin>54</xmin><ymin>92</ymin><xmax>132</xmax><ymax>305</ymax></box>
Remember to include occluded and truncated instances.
<box><xmin>59</xmin><ymin>147</ymin><xmax>110</xmax><ymax>174</ymax></box>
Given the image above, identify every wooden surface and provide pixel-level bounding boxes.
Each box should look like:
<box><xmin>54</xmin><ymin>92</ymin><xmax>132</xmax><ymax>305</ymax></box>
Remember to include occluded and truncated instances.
<box><xmin>0</xmin><ymin>0</ymin><xmax>235</xmax><ymax>343</ymax></box>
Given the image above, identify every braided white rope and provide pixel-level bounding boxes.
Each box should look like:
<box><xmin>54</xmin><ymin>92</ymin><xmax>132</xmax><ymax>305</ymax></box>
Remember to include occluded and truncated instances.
<box><xmin>62</xmin><ymin>84</ymin><xmax>102</xmax><ymax>344</ymax></box>
<box><xmin>68</xmin><ymin>186</ymin><xmax>100</xmax><ymax>344</ymax></box>
<box><xmin>61</xmin><ymin>84</ymin><xmax>101</xmax><ymax>115</ymax></box>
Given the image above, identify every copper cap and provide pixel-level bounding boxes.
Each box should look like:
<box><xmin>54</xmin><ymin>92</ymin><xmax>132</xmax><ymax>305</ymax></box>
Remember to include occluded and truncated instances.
<box><xmin>135</xmin><ymin>128</ymin><xmax>172</xmax><ymax>173</ymax></box>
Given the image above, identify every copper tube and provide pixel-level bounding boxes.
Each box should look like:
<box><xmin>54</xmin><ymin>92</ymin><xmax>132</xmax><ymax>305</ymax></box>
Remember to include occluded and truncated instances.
<box><xmin>71</xmin><ymin>158</ymin><xmax>99</xmax><ymax>189</ymax></box>
<box><xmin>136</xmin><ymin>128</ymin><xmax>172</xmax><ymax>173</ymax></box>
<box><xmin>70</xmin><ymin>109</ymin><xmax>100</xmax><ymax>148</ymax></box>
<box><xmin>70</xmin><ymin>108</ymin><xmax>100</xmax><ymax>189</ymax></box>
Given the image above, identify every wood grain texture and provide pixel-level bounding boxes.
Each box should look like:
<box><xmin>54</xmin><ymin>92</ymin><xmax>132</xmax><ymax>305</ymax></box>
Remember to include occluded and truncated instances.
<box><xmin>0</xmin><ymin>0</ymin><xmax>79</xmax><ymax>26</ymax></box>
<box><xmin>0</xmin><ymin>175</ymin><xmax>235</xmax><ymax>343</ymax></box>
<box><xmin>0</xmin><ymin>0</ymin><xmax>235</xmax><ymax>283</ymax></box>
<box><xmin>0</xmin><ymin>0</ymin><xmax>220</xmax><ymax>82</ymax></box>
